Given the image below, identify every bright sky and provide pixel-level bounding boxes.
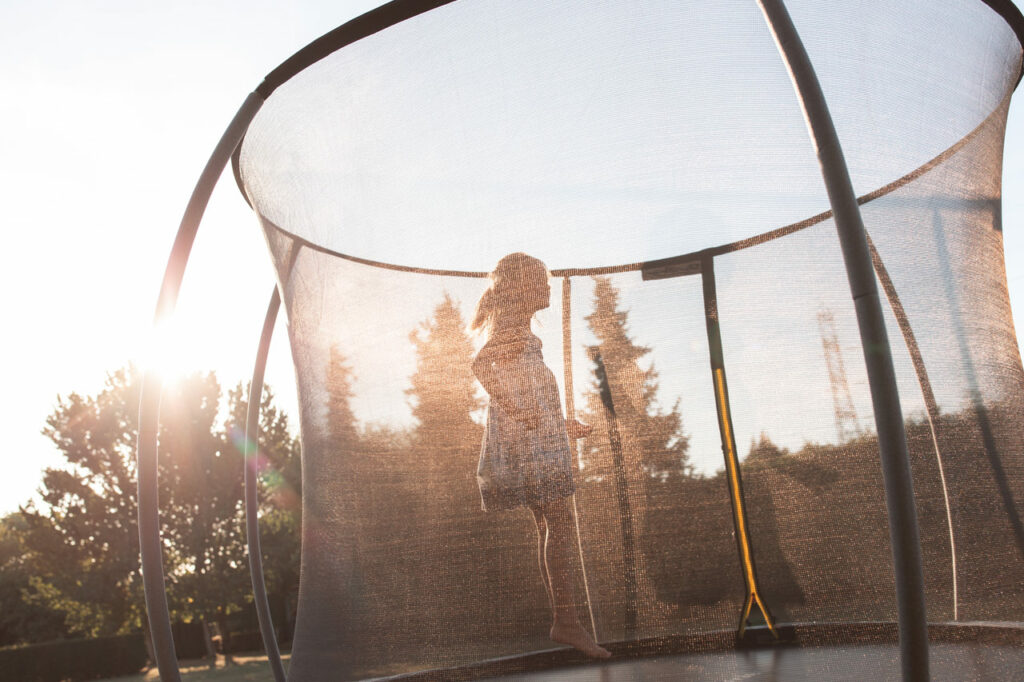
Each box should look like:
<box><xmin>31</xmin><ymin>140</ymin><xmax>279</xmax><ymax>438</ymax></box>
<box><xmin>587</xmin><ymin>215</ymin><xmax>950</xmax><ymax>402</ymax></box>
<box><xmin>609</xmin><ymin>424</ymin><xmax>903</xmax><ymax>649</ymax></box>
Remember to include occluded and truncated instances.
<box><xmin>3</xmin><ymin>0</ymin><xmax>1024</xmax><ymax>516</ymax></box>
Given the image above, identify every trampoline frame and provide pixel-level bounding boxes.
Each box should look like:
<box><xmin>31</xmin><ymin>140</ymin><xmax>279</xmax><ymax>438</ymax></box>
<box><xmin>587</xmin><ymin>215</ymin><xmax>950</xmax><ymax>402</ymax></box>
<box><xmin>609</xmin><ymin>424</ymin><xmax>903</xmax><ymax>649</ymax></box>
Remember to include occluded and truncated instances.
<box><xmin>376</xmin><ymin>621</ymin><xmax>1024</xmax><ymax>680</ymax></box>
<box><xmin>136</xmin><ymin>2</ymin><xmax>1024</xmax><ymax>681</ymax></box>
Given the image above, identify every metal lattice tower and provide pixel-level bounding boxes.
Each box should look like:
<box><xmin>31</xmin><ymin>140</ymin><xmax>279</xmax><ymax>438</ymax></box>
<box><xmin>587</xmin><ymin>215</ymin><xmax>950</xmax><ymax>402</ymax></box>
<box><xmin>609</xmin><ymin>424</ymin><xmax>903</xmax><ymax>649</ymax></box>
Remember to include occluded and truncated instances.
<box><xmin>818</xmin><ymin>309</ymin><xmax>861</xmax><ymax>442</ymax></box>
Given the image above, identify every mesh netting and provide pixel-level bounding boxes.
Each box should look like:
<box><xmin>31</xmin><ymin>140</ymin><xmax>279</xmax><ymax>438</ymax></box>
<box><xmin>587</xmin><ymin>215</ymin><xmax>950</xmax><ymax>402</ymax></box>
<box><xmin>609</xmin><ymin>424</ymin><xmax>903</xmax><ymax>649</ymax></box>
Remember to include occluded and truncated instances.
<box><xmin>234</xmin><ymin>1</ymin><xmax>1024</xmax><ymax>678</ymax></box>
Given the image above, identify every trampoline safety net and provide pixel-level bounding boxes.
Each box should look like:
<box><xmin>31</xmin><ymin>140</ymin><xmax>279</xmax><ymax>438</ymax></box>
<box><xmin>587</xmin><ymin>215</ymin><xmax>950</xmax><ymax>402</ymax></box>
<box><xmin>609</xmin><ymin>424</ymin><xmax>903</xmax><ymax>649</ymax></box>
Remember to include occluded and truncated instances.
<box><xmin>223</xmin><ymin>0</ymin><xmax>1024</xmax><ymax>679</ymax></box>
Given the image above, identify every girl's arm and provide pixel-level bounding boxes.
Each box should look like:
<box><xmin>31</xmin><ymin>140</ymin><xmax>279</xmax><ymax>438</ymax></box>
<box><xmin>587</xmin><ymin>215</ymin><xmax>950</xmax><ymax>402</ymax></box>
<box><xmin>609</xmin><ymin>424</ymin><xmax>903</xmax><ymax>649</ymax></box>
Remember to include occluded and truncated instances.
<box><xmin>473</xmin><ymin>333</ymin><xmax>540</xmax><ymax>428</ymax></box>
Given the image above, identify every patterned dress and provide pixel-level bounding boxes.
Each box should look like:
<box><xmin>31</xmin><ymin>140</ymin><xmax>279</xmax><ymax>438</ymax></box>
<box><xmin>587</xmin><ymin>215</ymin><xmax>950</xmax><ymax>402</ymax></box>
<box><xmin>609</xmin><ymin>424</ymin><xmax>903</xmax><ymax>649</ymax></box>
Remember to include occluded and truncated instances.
<box><xmin>477</xmin><ymin>331</ymin><xmax>575</xmax><ymax>511</ymax></box>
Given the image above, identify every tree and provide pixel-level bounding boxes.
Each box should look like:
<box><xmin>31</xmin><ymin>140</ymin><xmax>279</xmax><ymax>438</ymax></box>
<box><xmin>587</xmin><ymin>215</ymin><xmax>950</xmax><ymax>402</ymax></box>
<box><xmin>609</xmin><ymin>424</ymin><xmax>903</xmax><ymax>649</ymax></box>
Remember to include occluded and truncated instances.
<box><xmin>0</xmin><ymin>512</ymin><xmax>68</xmax><ymax>646</ymax></box>
<box><xmin>401</xmin><ymin>294</ymin><xmax>546</xmax><ymax>653</ymax></box>
<box><xmin>225</xmin><ymin>382</ymin><xmax>302</xmax><ymax>645</ymax></box>
<box><xmin>157</xmin><ymin>372</ymin><xmax>251</xmax><ymax>657</ymax></box>
<box><xmin>734</xmin><ymin>435</ymin><xmax>807</xmax><ymax>613</ymax></box>
<box><xmin>19</xmin><ymin>366</ymin><xmax>300</xmax><ymax>655</ymax></box>
<box><xmin>578</xmin><ymin>277</ymin><xmax>690</xmax><ymax>481</ymax></box>
<box><xmin>326</xmin><ymin>346</ymin><xmax>359</xmax><ymax>457</ymax></box>
<box><xmin>405</xmin><ymin>292</ymin><xmax>485</xmax><ymax>519</ymax></box>
<box><xmin>576</xmin><ymin>276</ymin><xmax>691</xmax><ymax>632</ymax></box>
<box><xmin>21</xmin><ymin>367</ymin><xmax>148</xmax><ymax>638</ymax></box>
<box><xmin>406</xmin><ymin>293</ymin><xmax>484</xmax><ymax>461</ymax></box>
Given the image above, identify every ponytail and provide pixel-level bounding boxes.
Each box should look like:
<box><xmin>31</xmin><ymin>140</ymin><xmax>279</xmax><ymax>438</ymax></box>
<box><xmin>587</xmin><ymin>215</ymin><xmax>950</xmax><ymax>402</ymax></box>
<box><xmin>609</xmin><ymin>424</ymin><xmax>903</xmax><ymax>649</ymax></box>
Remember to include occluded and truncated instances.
<box><xmin>471</xmin><ymin>285</ymin><xmax>497</xmax><ymax>335</ymax></box>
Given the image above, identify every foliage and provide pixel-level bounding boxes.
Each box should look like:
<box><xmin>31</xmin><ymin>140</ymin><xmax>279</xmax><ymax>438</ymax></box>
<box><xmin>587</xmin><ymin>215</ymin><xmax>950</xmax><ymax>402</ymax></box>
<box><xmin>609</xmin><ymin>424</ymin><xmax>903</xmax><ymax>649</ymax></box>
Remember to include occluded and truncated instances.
<box><xmin>158</xmin><ymin>373</ymin><xmax>249</xmax><ymax>646</ymax></box>
<box><xmin>0</xmin><ymin>512</ymin><xmax>68</xmax><ymax>645</ymax></box>
<box><xmin>309</xmin><ymin>295</ymin><xmax>547</xmax><ymax>672</ymax></box>
<box><xmin>227</xmin><ymin>380</ymin><xmax>301</xmax><ymax>642</ymax></box>
<box><xmin>573</xmin><ymin>276</ymin><xmax>692</xmax><ymax>633</ymax></box>
<box><xmin>0</xmin><ymin>632</ymin><xmax>147</xmax><ymax>682</ymax></box>
<box><xmin>13</xmin><ymin>366</ymin><xmax>300</xmax><ymax>650</ymax></box>
<box><xmin>406</xmin><ymin>293</ymin><xmax>484</xmax><ymax>454</ymax></box>
<box><xmin>326</xmin><ymin>346</ymin><xmax>359</xmax><ymax>454</ymax></box>
<box><xmin>578</xmin><ymin>276</ymin><xmax>690</xmax><ymax>479</ymax></box>
<box><xmin>15</xmin><ymin>277</ymin><xmax>1024</xmax><ymax>672</ymax></box>
<box><xmin>21</xmin><ymin>367</ymin><xmax>148</xmax><ymax>637</ymax></box>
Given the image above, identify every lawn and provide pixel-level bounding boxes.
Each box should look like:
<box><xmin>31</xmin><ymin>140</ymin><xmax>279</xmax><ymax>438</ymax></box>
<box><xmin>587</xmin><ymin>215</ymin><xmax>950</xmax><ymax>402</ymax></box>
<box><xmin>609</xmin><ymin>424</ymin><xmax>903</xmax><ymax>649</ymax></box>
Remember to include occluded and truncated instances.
<box><xmin>103</xmin><ymin>653</ymin><xmax>289</xmax><ymax>682</ymax></box>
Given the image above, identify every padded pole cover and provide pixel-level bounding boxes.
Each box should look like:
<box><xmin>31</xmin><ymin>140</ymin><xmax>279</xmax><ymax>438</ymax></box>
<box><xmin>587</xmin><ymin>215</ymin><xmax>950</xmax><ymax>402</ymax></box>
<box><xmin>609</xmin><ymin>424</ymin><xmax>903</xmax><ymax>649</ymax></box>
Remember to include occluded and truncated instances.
<box><xmin>756</xmin><ymin>1</ymin><xmax>929</xmax><ymax>680</ymax></box>
<box><xmin>245</xmin><ymin>288</ymin><xmax>286</xmax><ymax>682</ymax></box>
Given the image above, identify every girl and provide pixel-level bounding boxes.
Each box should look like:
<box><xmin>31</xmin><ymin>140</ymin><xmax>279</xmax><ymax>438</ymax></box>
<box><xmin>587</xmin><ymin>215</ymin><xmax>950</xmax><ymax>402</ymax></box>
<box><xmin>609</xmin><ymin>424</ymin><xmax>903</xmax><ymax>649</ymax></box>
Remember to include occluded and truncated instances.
<box><xmin>471</xmin><ymin>252</ymin><xmax>610</xmax><ymax>659</ymax></box>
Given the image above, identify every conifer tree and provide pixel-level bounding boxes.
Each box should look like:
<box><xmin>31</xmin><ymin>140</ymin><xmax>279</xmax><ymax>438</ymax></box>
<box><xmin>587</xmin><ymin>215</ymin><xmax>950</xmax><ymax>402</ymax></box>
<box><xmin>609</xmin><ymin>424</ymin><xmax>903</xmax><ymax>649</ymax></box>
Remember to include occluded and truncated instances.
<box><xmin>406</xmin><ymin>292</ymin><xmax>484</xmax><ymax>511</ymax></box>
<box><xmin>577</xmin><ymin>276</ymin><xmax>691</xmax><ymax>629</ymax></box>
<box><xmin>579</xmin><ymin>276</ymin><xmax>690</xmax><ymax>481</ymax></box>
<box><xmin>313</xmin><ymin>346</ymin><xmax>371</xmax><ymax>654</ymax></box>
<box><xmin>406</xmin><ymin>293</ymin><xmax>484</xmax><ymax>458</ymax></box>
<box><xmin>402</xmin><ymin>294</ymin><xmax>511</xmax><ymax>649</ymax></box>
<box><xmin>326</xmin><ymin>345</ymin><xmax>360</xmax><ymax>456</ymax></box>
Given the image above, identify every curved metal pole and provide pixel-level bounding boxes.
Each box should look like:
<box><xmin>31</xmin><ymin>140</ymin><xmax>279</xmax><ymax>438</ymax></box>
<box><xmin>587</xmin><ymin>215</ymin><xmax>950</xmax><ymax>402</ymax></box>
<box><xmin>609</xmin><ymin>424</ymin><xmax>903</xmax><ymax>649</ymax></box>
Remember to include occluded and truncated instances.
<box><xmin>137</xmin><ymin>91</ymin><xmax>264</xmax><ymax>682</ymax></box>
<box><xmin>866</xmin><ymin>233</ymin><xmax>958</xmax><ymax>621</ymax></box>
<box><xmin>245</xmin><ymin>288</ymin><xmax>286</xmax><ymax>682</ymax></box>
<box><xmin>755</xmin><ymin>2</ymin><xmax>929</xmax><ymax>680</ymax></box>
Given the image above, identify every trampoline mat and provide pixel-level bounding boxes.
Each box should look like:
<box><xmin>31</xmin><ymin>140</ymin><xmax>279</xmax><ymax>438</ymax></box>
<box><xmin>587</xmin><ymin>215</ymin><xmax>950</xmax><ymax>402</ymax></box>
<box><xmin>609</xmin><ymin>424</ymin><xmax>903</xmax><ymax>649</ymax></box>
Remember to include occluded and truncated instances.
<box><xmin>379</xmin><ymin>625</ymin><xmax>1024</xmax><ymax>681</ymax></box>
<box><xmin>495</xmin><ymin>642</ymin><xmax>1024</xmax><ymax>681</ymax></box>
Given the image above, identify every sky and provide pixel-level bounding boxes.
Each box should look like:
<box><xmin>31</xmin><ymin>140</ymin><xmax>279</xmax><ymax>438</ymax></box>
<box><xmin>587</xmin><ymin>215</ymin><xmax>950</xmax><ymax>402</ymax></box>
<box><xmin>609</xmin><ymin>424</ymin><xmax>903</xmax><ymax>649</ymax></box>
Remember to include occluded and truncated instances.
<box><xmin>3</xmin><ymin>0</ymin><xmax>1024</xmax><ymax>516</ymax></box>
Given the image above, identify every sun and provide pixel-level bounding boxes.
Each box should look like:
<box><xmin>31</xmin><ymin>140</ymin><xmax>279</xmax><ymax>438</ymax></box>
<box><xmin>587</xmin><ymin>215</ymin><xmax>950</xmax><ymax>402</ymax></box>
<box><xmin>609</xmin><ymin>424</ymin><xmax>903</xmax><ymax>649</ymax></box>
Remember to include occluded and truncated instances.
<box><xmin>138</xmin><ymin>314</ymin><xmax>207</xmax><ymax>386</ymax></box>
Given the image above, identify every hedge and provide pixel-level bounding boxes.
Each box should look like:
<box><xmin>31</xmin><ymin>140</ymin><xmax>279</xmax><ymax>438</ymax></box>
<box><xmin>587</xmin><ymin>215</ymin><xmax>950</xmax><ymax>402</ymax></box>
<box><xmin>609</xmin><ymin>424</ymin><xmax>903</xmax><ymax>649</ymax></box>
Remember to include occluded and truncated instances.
<box><xmin>223</xmin><ymin>629</ymin><xmax>264</xmax><ymax>654</ymax></box>
<box><xmin>171</xmin><ymin>620</ymin><xmax>208</xmax><ymax>660</ymax></box>
<box><xmin>0</xmin><ymin>633</ymin><xmax>147</xmax><ymax>682</ymax></box>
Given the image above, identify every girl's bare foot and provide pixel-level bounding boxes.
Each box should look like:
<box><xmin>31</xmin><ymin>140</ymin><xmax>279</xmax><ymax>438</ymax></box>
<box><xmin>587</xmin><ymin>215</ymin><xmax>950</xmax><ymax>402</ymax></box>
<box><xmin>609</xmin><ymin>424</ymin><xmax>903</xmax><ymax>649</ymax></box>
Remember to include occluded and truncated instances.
<box><xmin>550</xmin><ymin>619</ymin><xmax>611</xmax><ymax>658</ymax></box>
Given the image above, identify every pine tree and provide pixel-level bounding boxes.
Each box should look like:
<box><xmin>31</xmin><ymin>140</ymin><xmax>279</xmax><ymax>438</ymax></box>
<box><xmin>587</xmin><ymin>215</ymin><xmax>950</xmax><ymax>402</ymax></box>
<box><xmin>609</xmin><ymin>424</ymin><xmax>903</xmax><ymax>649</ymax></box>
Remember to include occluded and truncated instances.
<box><xmin>402</xmin><ymin>294</ymin><xmax>536</xmax><ymax>651</ymax></box>
<box><xmin>406</xmin><ymin>293</ymin><xmax>484</xmax><ymax>458</ymax></box>
<box><xmin>579</xmin><ymin>277</ymin><xmax>690</xmax><ymax>481</ymax></box>
<box><xmin>304</xmin><ymin>345</ymin><xmax>369</xmax><ymax>662</ymax></box>
<box><xmin>404</xmin><ymin>292</ymin><xmax>485</xmax><ymax>513</ymax></box>
<box><xmin>577</xmin><ymin>276</ymin><xmax>691</xmax><ymax>633</ymax></box>
<box><xmin>326</xmin><ymin>346</ymin><xmax>359</xmax><ymax>456</ymax></box>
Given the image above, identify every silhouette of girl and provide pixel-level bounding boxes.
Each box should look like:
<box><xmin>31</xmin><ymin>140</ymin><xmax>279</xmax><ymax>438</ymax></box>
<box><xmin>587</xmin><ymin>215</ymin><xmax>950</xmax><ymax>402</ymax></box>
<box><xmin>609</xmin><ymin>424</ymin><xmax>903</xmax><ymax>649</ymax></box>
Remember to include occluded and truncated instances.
<box><xmin>471</xmin><ymin>253</ymin><xmax>610</xmax><ymax>659</ymax></box>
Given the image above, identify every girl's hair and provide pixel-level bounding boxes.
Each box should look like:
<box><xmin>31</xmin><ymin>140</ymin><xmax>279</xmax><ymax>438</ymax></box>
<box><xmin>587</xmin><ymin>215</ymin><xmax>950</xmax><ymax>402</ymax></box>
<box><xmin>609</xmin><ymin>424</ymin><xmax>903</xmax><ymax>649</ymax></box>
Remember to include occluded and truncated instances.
<box><xmin>471</xmin><ymin>252</ymin><xmax>548</xmax><ymax>334</ymax></box>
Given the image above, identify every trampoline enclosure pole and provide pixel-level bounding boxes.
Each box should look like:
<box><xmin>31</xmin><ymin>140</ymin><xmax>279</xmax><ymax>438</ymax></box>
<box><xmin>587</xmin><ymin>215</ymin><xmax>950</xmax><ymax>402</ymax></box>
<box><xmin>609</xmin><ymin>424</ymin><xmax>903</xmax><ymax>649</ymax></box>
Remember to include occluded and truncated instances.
<box><xmin>138</xmin><ymin>91</ymin><xmax>264</xmax><ymax>682</ymax></box>
<box><xmin>245</xmin><ymin>288</ymin><xmax>287</xmax><ymax>682</ymax></box>
<box><xmin>560</xmin><ymin>277</ymin><xmax>601</xmax><ymax>642</ymax></box>
<box><xmin>756</xmin><ymin>2</ymin><xmax>929</xmax><ymax>681</ymax></box>
<box><xmin>700</xmin><ymin>255</ymin><xmax>776</xmax><ymax>639</ymax></box>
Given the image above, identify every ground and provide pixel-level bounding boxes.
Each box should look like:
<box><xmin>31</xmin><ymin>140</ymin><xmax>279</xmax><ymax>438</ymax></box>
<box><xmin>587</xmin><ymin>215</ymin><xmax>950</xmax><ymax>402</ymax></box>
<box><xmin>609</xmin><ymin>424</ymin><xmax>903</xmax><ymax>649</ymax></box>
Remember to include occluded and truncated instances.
<box><xmin>103</xmin><ymin>653</ymin><xmax>289</xmax><ymax>682</ymax></box>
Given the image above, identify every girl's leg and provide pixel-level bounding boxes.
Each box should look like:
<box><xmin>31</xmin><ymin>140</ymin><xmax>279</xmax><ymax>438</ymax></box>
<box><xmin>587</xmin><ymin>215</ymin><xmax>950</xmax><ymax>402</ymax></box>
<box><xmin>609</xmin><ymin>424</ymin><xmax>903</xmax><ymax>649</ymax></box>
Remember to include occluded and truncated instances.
<box><xmin>540</xmin><ymin>497</ymin><xmax>610</xmax><ymax>658</ymax></box>
<box><xmin>530</xmin><ymin>506</ymin><xmax>553</xmax><ymax>610</ymax></box>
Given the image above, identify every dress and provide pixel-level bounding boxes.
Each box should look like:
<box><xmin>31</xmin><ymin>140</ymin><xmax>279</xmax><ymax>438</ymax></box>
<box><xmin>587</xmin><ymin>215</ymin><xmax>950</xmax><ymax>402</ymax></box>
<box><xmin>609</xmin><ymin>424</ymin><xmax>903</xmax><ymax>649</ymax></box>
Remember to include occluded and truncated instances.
<box><xmin>476</xmin><ymin>331</ymin><xmax>576</xmax><ymax>511</ymax></box>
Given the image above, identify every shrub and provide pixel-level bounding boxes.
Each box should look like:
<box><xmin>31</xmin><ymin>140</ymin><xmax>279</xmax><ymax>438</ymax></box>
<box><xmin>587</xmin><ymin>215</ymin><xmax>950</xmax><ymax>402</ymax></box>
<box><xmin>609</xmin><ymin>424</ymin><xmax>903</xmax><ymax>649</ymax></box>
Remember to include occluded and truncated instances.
<box><xmin>224</xmin><ymin>629</ymin><xmax>264</xmax><ymax>654</ymax></box>
<box><xmin>171</xmin><ymin>620</ymin><xmax>208</xmax><ymax>660</ymax></box>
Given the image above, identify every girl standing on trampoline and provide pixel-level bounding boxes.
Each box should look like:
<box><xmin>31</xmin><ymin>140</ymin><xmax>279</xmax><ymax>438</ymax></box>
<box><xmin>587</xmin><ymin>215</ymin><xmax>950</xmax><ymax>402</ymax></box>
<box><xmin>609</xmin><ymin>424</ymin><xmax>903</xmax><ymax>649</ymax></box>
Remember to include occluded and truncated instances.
<box><xmin>471</xmin><ymin>252</ymin><xmax>611</xmax><ymax>659</ymax></box>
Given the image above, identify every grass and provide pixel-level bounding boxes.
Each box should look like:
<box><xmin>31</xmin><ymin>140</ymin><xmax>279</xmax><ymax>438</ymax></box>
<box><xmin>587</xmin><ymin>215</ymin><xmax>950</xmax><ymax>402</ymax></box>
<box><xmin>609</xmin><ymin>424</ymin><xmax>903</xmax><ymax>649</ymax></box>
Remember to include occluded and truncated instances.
<box><xmin>102</xmin><ymin>653</ymin><xmax>290</xmax><ymax>682</ymax></box>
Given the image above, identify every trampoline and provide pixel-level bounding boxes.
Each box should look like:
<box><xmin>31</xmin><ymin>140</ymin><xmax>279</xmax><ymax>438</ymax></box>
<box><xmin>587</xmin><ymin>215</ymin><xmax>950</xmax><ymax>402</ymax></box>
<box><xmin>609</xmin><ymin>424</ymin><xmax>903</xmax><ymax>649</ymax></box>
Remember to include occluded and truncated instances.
<box><xmin>138</xmin><ymin>1</ymin><xmax>1024</xmax><ymax>680</ymax></box>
